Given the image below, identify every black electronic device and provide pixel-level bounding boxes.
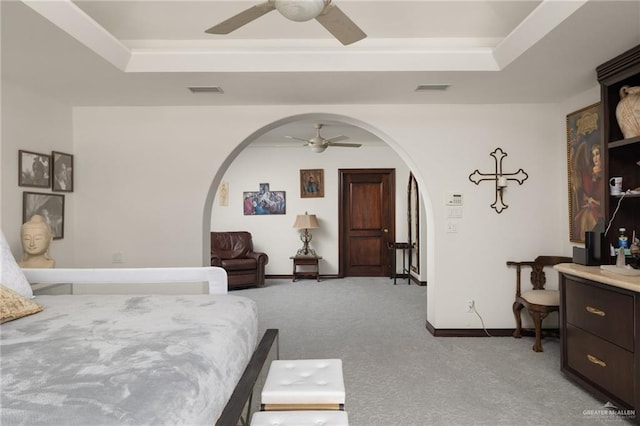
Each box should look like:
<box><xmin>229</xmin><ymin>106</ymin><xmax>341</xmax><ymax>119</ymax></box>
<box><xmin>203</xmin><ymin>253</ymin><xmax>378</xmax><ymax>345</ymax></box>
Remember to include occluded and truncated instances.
<box><xmin>572</xmin><ymin>221</ymin><xmax>605</xmax><ymax>266</ymax></box>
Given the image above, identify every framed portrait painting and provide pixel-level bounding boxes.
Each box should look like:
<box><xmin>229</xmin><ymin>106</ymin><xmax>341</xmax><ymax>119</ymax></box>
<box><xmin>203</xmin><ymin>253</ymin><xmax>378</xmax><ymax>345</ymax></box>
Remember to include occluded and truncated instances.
<box><xmin>567</xmin><ymin>103</ymin><xmax>603</xmax><ymax>243</ymax></box>
<box><xmin>300</xmin><ymin>169</ymin><xmax>324</xmax><ymax>198</ymax></box>
<box><xmin>23</xmin><ymin>192</ymin><xmax>65</xmax><ymax>239</ymax></box>
<box><xmin>52</xmin><ymin>151</ymin><xmax>74</xmax><ymax>192</ymax></box>
<box><xmin>18</xmin><ymin>150</ymin><xmax>51</xmax><ymax>188</ymax></box>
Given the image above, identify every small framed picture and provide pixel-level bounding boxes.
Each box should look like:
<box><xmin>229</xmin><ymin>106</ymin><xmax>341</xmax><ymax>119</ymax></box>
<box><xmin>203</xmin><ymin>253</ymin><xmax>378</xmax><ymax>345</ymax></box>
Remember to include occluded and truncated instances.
<box><xmin>23</xmin><ymin>192</ymin><xmax>65</xmax><ymax>239</ymax></box>
<box><xmin>300</xmin><ymin>169</ymin><xmax>324</xmax><ymax>198</ymax></box>
<box><xmin>18</xmin><ymin>150</ymin><xmax>51</xmax><ymax>188</ymax></box>
<box><xmin>52</xmin><ymin>151</ymin><xmax>74</xmax><ymax>192</ymax></box>
<box><xmin>243</xmin><ymin>183</ymin><xmax>286</xmax><ymax>215</ymax></box>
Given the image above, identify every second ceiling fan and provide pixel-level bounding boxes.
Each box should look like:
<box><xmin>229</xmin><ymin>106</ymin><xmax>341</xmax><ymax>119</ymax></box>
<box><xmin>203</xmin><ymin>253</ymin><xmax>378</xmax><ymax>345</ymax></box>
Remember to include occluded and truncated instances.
<box><xmin>205</xmin><ymin>0</ymin><xmax>367</xmax><ymax>46</ymax></box>
<box><xmin>286</xmin><ymin>123</ymin><xmax>362</xmax><ymax>153</ymax></box>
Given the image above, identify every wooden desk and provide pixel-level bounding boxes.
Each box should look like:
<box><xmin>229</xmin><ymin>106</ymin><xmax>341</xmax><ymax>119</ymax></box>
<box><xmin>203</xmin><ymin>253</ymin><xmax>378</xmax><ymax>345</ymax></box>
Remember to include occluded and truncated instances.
<box><xmin>290</xmin><ymin>256</ymin><xmax>322</xmax><ymax>282</ymax></box>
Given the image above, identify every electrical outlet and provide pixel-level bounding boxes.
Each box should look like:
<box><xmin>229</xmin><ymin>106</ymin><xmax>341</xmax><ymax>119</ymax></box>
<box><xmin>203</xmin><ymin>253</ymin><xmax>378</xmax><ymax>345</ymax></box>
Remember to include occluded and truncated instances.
<box><xmin>465</xmin><ymin>299</ymin><xmax>475</xmax><ymax>313</ymax></box>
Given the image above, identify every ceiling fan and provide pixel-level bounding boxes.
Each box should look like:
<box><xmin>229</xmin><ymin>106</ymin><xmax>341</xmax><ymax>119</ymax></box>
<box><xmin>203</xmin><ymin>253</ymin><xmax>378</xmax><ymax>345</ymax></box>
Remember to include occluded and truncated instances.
<box><xmin>205</xmin><ymin>0</ymin><xmax>367</xmax><ymax>46</ymax></box>
<box><xmin>286</xmin><ymin>123</ymin><xmax>362</xmax><ymax>153</ymax></box>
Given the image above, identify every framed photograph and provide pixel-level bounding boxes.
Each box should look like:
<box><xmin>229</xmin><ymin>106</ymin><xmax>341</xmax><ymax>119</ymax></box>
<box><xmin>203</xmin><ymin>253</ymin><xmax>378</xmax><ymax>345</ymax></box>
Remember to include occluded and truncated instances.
<box><xmin>18</xmin><ymin>150</ymin><xmax>51</xmax><ymax>188</ymax></box>
<box><xmin>52</xmin><ymin>151</ymin><xmax>74</xmax><ymax>192</ymax></box>
<box><xmin>300</xmin><ymin>169</ymin><xmax>324</xmax><ymax>198</ymax></box>
<box><xmin>23</xmin><ymin>192</ymin><xmax>65</xmax><ymax>239</ymax></box>
<box><xmin>243</xmin><ymin>183</ymin><xmax>286</xmax><ymax>215</ymax></box>
<box><xmin>567</xmin><ymin>103</ymin><xmax>603</xmax><ymax>243</ymax></box>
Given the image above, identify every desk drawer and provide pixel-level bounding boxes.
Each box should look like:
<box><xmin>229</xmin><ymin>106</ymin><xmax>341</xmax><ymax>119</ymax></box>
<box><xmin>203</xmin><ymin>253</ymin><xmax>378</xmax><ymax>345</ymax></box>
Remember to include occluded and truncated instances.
<box><xmin>564</xmin><ymin>278</ymin><xmax>634</xmax><ymax>351</ymax></box>
<box><xmin>566</xmin><ymin>324</ymin><xmax>634</xmax><ymax>406</ymax></box>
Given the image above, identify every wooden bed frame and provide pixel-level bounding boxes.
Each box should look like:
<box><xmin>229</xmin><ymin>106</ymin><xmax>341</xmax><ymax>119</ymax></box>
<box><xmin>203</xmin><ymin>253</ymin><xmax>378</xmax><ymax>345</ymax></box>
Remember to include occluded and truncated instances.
<box><xmin>218</xmin><ymin>328</ymin><xmax>279</xmax><ymax>426</ymax></box>
<box><xmin>21</xmin><ymin>267</ymin><xmax>279</xmax><ymax>426</ymax></box>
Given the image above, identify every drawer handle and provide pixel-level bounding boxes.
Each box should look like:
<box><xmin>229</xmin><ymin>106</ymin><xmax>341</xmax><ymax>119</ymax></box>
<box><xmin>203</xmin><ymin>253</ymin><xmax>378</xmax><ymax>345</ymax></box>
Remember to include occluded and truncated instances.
<box><xmin>587</xmin><ymin>354</ymin><xmax>607</xmax><ymax>368</ymax></box>
<box><xmin>586</xmin><ymin>306</ymin><xmax>605</xmax><ymax>316</ymax></box>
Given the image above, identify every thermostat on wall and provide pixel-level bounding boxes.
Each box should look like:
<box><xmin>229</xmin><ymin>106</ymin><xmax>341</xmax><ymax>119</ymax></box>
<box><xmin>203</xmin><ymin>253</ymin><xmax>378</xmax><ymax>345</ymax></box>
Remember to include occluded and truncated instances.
<box><xmin>446</xmin><ymin>193</ymin><xmax>463</xmax><ymax>206</ymax></box>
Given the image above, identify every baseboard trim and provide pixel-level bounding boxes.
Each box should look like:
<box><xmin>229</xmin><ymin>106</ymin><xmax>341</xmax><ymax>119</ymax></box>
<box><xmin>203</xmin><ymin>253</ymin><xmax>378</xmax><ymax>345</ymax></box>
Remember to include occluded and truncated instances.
<box><xmin>266</xmin><ymin>274</ymin><xmax>426</xmax><ymax>285</ymax></box>
<box><xmin>265</xmin><ymin>274</ymin><xmax>342</xmax><ymax>281</ymax></box>
<box><xmin>410</xmin><ymin>275</ymin><xmax>427</xmax><ymax>286</ymax></box>
<box><xmin>425</xmin><ymin>321</ymin><xmax>513</xmax><ymax>337</ymax></box>
<box><xmin>266</xmin><ymin>274</ymin><xmax>291</xmax><ymax>280</ymax></box>
<box><xmin>425</xmin><ymin>321</ymin><xmax>559</xmax><ymax>337</ymax></box>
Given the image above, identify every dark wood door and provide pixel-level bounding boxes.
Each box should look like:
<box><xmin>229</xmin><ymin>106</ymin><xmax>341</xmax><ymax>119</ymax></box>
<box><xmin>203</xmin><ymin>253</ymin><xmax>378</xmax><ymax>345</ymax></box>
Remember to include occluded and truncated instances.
<box><xmin>339</xmin><ymin>169</ymin><xmax>395</xmax><ymax>277</ymax></box>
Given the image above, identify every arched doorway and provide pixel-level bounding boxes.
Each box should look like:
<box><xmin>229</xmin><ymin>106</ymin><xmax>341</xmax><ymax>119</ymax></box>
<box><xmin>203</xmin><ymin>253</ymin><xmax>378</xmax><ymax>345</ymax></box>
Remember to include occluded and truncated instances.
<box><xmin>201</xmin><ymin>113</ymin><xmax>432</xmax><ymax>286</ymax></box>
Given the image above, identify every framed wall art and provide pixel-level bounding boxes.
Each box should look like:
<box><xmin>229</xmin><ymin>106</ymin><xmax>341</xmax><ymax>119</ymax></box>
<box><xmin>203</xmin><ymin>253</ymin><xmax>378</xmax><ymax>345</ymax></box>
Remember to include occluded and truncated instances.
<box><xmin>18</xmin><ymin>150</ymin><xmax>51</xmax><ymax>188</ymax></box>
<box><xmin>300</xmin><ymin>169</ymin><xmax>324</xmax><ymax>198</ymax></box>
<box><xmin>243</xmin><ymin>183</ymin><xmax>286</xmax><ymax>215</ymax></box>
<box><xmin>23</xmin><ymin>192</ymin><xmax>65</xmax><ymax>239</ymax></box>
<box><xmin>52</xmin><ymin>151</ymin><xmax>74</xmax><ymax>192</ymax></box>
<box><xmin>218</xmin><ymin>181</ymin><xmax>229</xmax><ymax>206</ymax></box>
<box><xmin>566</xmin><ymin>103</ymin><xmax>603</xmax><ymax>243</ymax></box>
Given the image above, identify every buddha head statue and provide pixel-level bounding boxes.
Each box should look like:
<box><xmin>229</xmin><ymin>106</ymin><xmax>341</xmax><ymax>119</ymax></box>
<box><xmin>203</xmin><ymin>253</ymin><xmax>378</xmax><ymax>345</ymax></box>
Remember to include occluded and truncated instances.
<box><xmin>19</xmin><ymin>214</ymin><xmax>55</xmax><ymax>268</ymax></box>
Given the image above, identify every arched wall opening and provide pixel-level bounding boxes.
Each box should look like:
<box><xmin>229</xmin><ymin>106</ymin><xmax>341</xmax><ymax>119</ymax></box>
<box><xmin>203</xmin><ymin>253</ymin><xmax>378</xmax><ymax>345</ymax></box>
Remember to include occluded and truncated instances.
<box><xmin>201</xmin><ymin>112</ymin><xmax>435</xmax><ymax>296</ymax></box>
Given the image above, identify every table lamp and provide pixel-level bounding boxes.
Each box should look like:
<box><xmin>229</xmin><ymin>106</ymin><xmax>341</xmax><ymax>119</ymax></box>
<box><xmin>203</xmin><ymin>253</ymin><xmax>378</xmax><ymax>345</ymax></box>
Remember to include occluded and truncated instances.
<box><xmin>293</xmin><ymin>212</ymin><xmax>319</xmax><ymax>256</ymax></box>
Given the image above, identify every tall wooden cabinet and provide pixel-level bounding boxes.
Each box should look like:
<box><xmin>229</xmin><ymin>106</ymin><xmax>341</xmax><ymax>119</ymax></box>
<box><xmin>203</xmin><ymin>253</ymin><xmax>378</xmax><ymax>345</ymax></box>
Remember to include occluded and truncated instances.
<box><xmin>596</xmin><ymin>44</ymin><xmax>640</xmax><ymax>258</ymax></box>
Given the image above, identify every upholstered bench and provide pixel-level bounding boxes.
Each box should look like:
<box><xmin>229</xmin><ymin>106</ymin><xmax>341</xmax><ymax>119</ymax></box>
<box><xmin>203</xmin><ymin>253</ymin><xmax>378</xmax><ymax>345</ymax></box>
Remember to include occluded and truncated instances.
<box><xmin>261</xmin><ymin>359</ymin><xmax>345</xmax><ymax>411</ymax></box>
<box><xmin>250</xmin><ymin>410</ymin><xmax>349</xmax><ymax>426</ymax></box>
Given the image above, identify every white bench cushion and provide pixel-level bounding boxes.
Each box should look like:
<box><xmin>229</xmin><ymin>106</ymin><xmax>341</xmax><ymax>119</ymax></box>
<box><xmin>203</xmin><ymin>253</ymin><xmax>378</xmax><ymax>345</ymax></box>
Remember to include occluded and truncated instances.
<box><xmin>251</xmin><ymin>410</ymin><xmax>349</xmax><ymax>426</ymax></box>
<box><xmin>262</xmin><ymin>359</ymin><xmax>345</xmax><ymax>405</ymax></box>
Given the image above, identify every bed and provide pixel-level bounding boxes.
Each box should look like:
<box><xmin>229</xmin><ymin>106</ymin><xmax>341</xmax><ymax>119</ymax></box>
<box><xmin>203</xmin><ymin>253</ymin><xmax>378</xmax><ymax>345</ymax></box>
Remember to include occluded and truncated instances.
<box><xmin>0</xmin><ymin>265</ymin><xmax>278</xmax><ymax>426</ymax></box>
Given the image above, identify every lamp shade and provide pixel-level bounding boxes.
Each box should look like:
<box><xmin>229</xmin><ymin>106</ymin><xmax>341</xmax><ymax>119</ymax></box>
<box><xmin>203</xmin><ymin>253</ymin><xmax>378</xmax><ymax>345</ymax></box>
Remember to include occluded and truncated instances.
<box><xmin>293</xmin><ymin>213</ymin><xmax>319</xmax><ymax>229</ymax></box>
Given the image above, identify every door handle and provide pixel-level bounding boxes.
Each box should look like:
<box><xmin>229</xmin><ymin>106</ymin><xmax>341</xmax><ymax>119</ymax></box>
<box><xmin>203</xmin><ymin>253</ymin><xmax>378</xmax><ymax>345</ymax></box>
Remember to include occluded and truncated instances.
<box><xmin>383</xmin><ymin>229</ymin><xmax>388</xmax><ymax>233</ymax></box>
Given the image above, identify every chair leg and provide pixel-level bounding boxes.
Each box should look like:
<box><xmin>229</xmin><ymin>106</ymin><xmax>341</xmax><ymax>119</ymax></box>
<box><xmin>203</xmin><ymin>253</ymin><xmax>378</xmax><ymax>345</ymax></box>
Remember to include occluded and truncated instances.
<box><xmin>512</xmin><ymin>301</ymin><xmax>523</xmax><ymax>338</ymax></box>
<box><xmin>531</xmin><ymin>311</ymin><xmax>549</xmax><ymax>352</ymax></box>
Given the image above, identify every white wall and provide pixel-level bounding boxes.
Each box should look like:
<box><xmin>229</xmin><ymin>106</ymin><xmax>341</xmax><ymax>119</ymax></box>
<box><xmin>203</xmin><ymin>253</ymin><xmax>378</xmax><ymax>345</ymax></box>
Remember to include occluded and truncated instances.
<box><xmin>0</xmin><ymin>78</ymin><xmax>604</xmax><ymax>328</ymax></box>
<box><xmin>1</xmin><ymin>83</ymin><xmax>74</xmax><ymax>265</ymax></box>
<box><xmin>211</xmin><ymin>143</ymin><xmax>410</xmax><ymax>276</ymax></box>
<box><xmin>67</xmin><ymin>103</ymin><xmax>577</xmax><ymax>329</ymax></box>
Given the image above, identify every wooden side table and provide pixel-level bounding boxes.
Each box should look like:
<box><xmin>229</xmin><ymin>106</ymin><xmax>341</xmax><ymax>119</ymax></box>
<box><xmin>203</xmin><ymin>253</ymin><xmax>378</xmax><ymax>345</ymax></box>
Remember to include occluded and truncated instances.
<box><xmin>290</xmin><ymin>255</ymin><xmax>322</xmax><ymax>282</ymax></box>
<box><xmin>387</xmin><ymin>242</ymin><xmax>412</xmax><ymax>285</ymax></box>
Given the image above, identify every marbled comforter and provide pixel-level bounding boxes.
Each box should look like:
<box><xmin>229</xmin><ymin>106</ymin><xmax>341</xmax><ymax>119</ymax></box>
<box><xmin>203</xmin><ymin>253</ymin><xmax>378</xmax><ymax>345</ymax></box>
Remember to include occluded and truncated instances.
<box><xmin>0</xmin><ymin>294</ymin><xmax>258</xmax><ymax>425</ymax></box>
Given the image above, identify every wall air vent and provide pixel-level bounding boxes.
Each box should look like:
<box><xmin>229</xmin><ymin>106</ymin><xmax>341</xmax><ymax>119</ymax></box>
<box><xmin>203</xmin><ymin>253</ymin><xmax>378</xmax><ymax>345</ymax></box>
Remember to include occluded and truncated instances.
<box><xmin>188</xmin><ymin>86</ymin><xmax>224</xmax><ymax>94</ymax></box>
<box><xmin>415</xmin><ymin>84</ymin><xmax>450</xmax><ymax>92</ymax></box>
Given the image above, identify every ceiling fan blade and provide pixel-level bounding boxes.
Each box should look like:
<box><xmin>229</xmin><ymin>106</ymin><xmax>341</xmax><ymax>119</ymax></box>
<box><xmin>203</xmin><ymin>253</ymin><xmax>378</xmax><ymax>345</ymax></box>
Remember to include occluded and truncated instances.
<box><xmin>325</xmin><ymin>135</ymin><xmax>349</xmax><ymax>143</ymax></box>
<box><xmin>285</xmin><ymin>135</ymin><xmax>312</xmax><ymax>143</ymax></box>
<box><xmin>315</xmin><ymin>4</ymin><xmax>366</xmax><ymax>45</ymax></box>
<box><xmin>205</xmin><ymin>1</ymin><xmax>276</xmax><ymax>34</ymax></box>
<box><xmin>327</xmin><ymin>142</ymin><xmax>362</xmax><ymax>148</ymax></box>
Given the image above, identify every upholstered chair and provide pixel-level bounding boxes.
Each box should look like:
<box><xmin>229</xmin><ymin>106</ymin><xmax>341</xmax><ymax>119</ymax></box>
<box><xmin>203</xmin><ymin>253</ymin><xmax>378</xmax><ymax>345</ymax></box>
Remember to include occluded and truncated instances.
<box><xmin>507</xmin><ymin>255</ymin><xmax>572</xmax><ymax>352</ymax></box>
<box><xmin>210</xmin><ymin>231</ymin><xmax>268</xmax><ymax>289</ymax></box>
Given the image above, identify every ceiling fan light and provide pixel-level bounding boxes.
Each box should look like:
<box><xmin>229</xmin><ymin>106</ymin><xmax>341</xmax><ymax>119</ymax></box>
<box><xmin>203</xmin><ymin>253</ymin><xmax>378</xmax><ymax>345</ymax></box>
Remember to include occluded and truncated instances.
<box><xmin>310</xmin><ymin>145</ymin><xmax>327</xmax><ymax>153</ymax></box>
<box><xmin>275</xmin><ymin>0</ymin><xmax>326</xmax><ymax>22</ymax></box>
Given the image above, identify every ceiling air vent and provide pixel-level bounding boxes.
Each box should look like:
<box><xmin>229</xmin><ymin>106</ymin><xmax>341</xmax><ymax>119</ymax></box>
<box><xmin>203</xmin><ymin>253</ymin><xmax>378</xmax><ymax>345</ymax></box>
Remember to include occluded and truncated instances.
<box><xmin>188</xmin><ymin>86</ymin><xmax>224</xmax><ymax>94</ymax></box>
<box><xmin>415</xmin><ymin>84</ymin><xmax>450</xmax><ymax>92</ymax></box>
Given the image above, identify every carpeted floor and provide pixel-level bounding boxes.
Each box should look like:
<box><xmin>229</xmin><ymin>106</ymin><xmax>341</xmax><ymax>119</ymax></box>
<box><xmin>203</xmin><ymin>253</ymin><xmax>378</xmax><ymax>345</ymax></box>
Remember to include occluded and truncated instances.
<box><xmin>238</xmin><ymin>277</ymin><xmax>630</xmax><ymax>426</ymax></box>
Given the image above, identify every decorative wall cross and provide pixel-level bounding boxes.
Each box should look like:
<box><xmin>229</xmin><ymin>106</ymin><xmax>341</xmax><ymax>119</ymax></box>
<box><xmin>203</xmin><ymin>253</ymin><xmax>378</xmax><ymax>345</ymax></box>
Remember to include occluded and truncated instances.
<box><xmin>468</xmin><ymin>148</ymin><xmax>528</xmax><ymax>214</ymax></box>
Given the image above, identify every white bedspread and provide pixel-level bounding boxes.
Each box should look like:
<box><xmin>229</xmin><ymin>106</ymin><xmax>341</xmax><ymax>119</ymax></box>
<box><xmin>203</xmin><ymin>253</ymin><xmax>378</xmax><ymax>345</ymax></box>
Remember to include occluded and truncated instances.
<box><xmin>1</xmin><ymin>293</ymin><xmax>258</xmax><ymax>425</ymax></box>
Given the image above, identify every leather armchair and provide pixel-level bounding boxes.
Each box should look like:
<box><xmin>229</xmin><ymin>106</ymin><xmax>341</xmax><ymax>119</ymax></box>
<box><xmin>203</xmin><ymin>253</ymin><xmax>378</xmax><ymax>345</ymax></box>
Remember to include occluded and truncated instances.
<box><xmin>210</xmin><ymin>231</ymin><xmax>268</xmax><ymax>289</ymax></box>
